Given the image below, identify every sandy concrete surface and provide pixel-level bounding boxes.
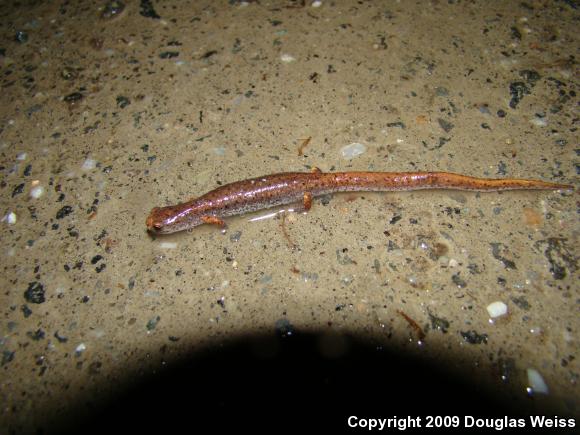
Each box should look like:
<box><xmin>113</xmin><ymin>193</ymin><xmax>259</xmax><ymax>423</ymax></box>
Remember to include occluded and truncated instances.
<box><xmin>0</xmin><ymin>1</ymin><xmax>577</xmax><ymax>432</ymax></box>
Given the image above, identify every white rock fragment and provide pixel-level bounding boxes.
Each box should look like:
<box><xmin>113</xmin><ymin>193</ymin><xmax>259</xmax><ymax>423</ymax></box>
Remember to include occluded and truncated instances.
<box><xmin>530</xmin><ymin>116</ymin><xmax>547</xmax><ymax>127</ymax></box>
<box><xmin>2</xmin><ymin>212</ymin><xmax>17</xmax><ymax>224</ymax></box>
<box><xmin>159</xmin><ymin>242</ymin><xmax>178</xmax><ymax>250</ymax></box>
<box><xmin>81</xmin><ymin>158</ymin><xmax>97</xmax><ymax>171</ymax></box>
<box><xmin>30</xmin><ymin>185</ymin><xmax>44</xmax><ymax>199</ymax></box>
<box><xmin>16</xmin><ymin>152</ymin><xmax>27</xmax><ymax>160</ymax></box>
<box><xmin>486</xmin><ymin>301</ymin><xmax>508</xmax><ymax>318</ymax></box>
<box><xmin>341</xmin><ymin>142</ymin><xmax>367</xmax><ymax>159</ymax></box>
<box><xmin>75</xmin><ymin>343</ymin><xmax>86</xmax><ymax>356</ymax></box>
<box><xmin>280</xmin><ymin>54</ymin><xmax>296</xmax><ymax>63</ymax></box>
<box><xmin>526</xmin><ymin>368</ymin><xmax>549</xmax><ymax>394</ymax></box>
<box><xmin>312</xmin><ymin>0</ymin><xmax>322</xmax><ymax>6</ymax></box>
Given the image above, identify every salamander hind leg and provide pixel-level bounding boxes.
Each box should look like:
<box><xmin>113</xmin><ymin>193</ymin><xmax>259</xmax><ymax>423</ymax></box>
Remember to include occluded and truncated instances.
<box><xmin>283</xmin><ymin>192</ymin><xmax>313</xmax><ymax>214</ymax></box>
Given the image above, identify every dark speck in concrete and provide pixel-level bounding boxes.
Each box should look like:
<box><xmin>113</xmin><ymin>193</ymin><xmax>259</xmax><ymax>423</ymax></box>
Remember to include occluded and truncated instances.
<box><xmin>146</xmin><ymin>316</ymin><xmax>160</xmax><ymax>331</ymax></box>
<box><xmin>510</xmin><ymin>296</ymin><xmax>530</xmax><ymax>310</ymax></box>
<box><xmin>428</xmin><ymin>310</ymin><xmax>450</xmax><ymax>333</ymax></box>
<box><xmin>12</xmin><ymin>183</ymin><xmax>24</xmax><ymax>197</ymax></box>
<box><xmin>490</xmin><ymin>243</ymin><xmax>517</xmax><ymax>270</ymax></box>
<box><xmin>140</xmin><ymin>0</ymin><xmax>160</xmax><ymax>19</ymax></box>
<box><xmin>21</xmin><ymin>305</ymin><xmax>32</xmax><ymax>318</ymax></box>
<box><xmin>2</xmin><ymin>350</ymin><xmax>15</xmax><ymax>366</ymax></box>
<box><xmin>54</xmin><ymin>331</ymin><xmax>68</xmax><ymax>343</ymax></box>
<box><xmin>56</xmin><ymin>206</ymin><xmax>73</xmax><ymax>219</ymax></box>
<box><xmin>26</xmin><ymin>329</ymin><xmax>45</xmax><ymax>341</ymax></box>
<box><xmin>508</xmin><ymin>82</ymin><xmax>530</xmax><ymax>109</ymax></box>
<box><xmin>451</xmin><ymin>273</ymin><xmax>467</xmax><ymax>288</ymax></box>
<box><xmin>460</xmin><ymin>330</ymin><xmax>488</xmax><ymax>344</ymax></box>
<box><xmin>534</xmin><ymin>238</ymin><xmax>576</xmax><ymax>280</ymax></box>
<box><xmin>437</xmin><ymin>118</ymin><xmax>454</xmax><ymax>133</ymax></box>
<box><xmin>24</xmin><ymin>282</ymin><xmax>45</xmax><ymax>304</ymax></box>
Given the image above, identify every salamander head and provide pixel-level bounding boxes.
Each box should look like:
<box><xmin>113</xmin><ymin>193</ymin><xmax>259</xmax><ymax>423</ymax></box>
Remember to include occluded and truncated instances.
<box><xmin>146</xmin><ymin>204</ymin><xmax>203</xmax><ymax>234</ymax></box>
<box><xmin>146</xmin><ymin>207</ymin><xmax>165</xmax><ymax>233</ymax></box>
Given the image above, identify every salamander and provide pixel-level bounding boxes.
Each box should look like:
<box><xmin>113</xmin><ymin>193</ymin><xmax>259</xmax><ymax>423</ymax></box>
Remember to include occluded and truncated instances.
<box><xmin>146</xmin><ymin>169</ymin><xmax>572</xmax><ymax>234</ymax></box>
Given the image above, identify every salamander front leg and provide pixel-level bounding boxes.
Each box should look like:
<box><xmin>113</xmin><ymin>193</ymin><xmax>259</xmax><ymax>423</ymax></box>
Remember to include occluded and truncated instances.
<box><xmin>201</xmin><ymin>215</ymin><xmax>226</xmax><ymax>228</ymax></box>
<box><xmin>303</xmin><ymin>192</ymin><xmax>313</xmax><ymax>211</ymax></box>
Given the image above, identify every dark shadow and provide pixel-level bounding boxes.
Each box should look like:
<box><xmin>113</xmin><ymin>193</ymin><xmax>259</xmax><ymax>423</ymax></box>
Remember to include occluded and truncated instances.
<box><xmin>54</xmin><ymin>331</ymin><xmax>533</xmax><ymax>434</ymax></box>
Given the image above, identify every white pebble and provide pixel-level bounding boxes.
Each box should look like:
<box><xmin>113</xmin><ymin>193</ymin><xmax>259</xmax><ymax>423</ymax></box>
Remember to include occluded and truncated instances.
<box><xmin>16</xmin><ymin>152</ymin><xmax>27</xmax><ymax>160</ymax></box>
<box><xmin>81</xmin><ymin>158</ymin><xmax>96</xmax><ymax>171</ymax></box>
<box><xmin>159</xmin><ymin>242</ymin><xmax>178</xmax><ymax>249</ymax></box>
<box><xmin>486</xmin><ymin>301</ymin><xmax>508</xmax><ymax>318</ymax></box>
<box><xmin>312</xmin><ymin>0</ymin><xmax>322</xmax><ymax>6</ymax></box>
<box><xmin>75</xmin><ymin>343</ymin><xmax>86</xmax><ymax>356</ymax></box>
<box><xmin>2</xmin><ymin>212</ymin><xmax>17</xmax><ymax>224</ymax></box>
<box><xmin>448</xmin><ymin>258</ymin><xmax>459</xmax><ymax>267</ymax></box>
<box><xmin>280</xmin><ymin>54</ymin><xmax>296</xmax><ymax>63</ymax></box>
<box><xmin>530</xmin><ymin>116</ymin><xmax>547</xmax><ymax>127</ymax></box>
<box><xmin>526</xmin><ymin>368</ymin><xmax>549</xmax><ymax>394</ymax></box>
<box><xmin>341</xmin><ymin>142</ymin><xmax>367</xmax><ymax>159</ymax></box>
<box><xmin>30</xmin><ymin>185</ymin><xmax>44</xmax><ymax>199</ymax></box>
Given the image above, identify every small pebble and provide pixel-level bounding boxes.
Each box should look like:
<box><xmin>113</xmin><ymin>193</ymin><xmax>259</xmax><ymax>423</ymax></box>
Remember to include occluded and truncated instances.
<box><xmin>74</xmin><ymin>343</ymin><xmax>86</xmax><ymax>356</ymax></box>
<box><xmin>526</xmin><ymin>368</ymin><xmax>549</xmax><ymax>394</ymax></box>
<box><xmin>159</xmin><ymin>242</ymin><xmax>178</xmax><ymax>249</ymax></box>
<box><xmin>486</xmin><ymin>301</ymin><xmax>508</xmax><ymax>318</ymax></box>
<box><xmin>280</xmin><ymin>54</ymin><xmax>296</xmax><ymax>63</ymax></box>
<box><xmin>16</xmin><ymin>153</ymin><xmax>27</xmax><ymax>161</ymax></box>
<box><xmin>341</xmin><ymin>142</ymin><xmax>367</xmax><ymax>159</ymax></box>
<box><xmin>530</xmin><ymin>116</ymin><xmax>547</xmax><ymax>127</ymax></box>
<box><xmin>312</xmin><ymin>0</ymin><xmax>322</xmax><ymax>6</ymax></box>
<box><xmin>2</xmin><ymin>212</ymin><xmax>17</xmax><ymax>224</ymax></box>
<box><xmin>15</xmin><ymin>31</ymin><xmax>28</xmax><ymax>43</ymax></box>
<box><xmin>81</xmin><ymin>159</ymin><xmax>96</xmax><ymax>171</ymax></box>
<box><xmin>30</xmin><ymin>185</ymin><xmax>44</xmax><ymax>199</ymax></box>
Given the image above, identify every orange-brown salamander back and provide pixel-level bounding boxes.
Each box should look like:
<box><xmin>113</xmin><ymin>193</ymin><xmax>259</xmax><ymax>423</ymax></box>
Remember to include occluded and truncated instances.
<box><xmin>146</xmin><ymin>170</ymin><xmax>573</xmax><ymax>234</ymax></box>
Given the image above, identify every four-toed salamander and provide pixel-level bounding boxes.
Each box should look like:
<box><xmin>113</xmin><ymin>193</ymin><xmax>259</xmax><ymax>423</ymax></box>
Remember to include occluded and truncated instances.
<box><xmin>146</xmin><ymin>169</ymin><xmax>572</xmax><ymax>234</ymax></box>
